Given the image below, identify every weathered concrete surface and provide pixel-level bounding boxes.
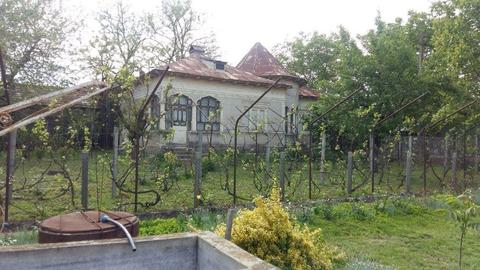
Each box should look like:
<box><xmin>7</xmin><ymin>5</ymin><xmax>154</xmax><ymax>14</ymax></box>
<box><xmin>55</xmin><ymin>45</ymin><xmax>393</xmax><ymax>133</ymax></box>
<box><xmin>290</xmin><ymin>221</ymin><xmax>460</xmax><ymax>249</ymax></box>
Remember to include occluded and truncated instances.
<box><xmin>0</xmin><ymin>232</ymin><xmax>278</xmax><ymax>270</ymax></box>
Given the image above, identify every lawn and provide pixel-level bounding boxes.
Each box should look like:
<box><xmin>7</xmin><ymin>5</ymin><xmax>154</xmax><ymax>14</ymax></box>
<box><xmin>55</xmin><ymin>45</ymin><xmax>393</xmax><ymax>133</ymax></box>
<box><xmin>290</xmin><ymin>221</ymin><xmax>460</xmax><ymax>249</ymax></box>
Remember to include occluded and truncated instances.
<box><xmin>3</xmin><ymin>194</ymin><xmax>480</xmax><ymax>269</ymax></box>
<box><xmin>303</xmin><ymin>197</ymin><xmax>480</xmax><ymax>269</ymax></box>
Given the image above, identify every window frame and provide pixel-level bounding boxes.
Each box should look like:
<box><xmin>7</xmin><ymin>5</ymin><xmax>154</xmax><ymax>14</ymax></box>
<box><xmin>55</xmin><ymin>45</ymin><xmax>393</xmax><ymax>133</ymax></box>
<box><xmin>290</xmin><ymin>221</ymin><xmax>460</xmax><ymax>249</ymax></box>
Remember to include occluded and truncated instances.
<box><xmin>196</xmin><ymin>96</ymin><xmax>221</xmax><ymax>132</ymax></box>
<box><xmin>166</xmin><ymin>94</ymin><xmax>192</xmax><ymax>130</ymax></box>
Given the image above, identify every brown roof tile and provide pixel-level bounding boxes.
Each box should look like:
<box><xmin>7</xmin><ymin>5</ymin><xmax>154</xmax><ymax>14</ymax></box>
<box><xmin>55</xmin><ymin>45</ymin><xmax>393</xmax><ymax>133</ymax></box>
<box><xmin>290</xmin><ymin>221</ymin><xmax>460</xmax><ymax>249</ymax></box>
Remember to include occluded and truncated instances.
<box><xmin>237</xmin><ymin>42</ymin><xmax>295</xmax><ymax>78</ymax></box>
<box><xmin>152</xmin><ymin>55</ymin><xmax>288</xmax><ymax>88</ymax></box>
<box><xmin>298</xmin><ymin>86</ymin><xmax>320</xmax><ymax>99</ymax></box>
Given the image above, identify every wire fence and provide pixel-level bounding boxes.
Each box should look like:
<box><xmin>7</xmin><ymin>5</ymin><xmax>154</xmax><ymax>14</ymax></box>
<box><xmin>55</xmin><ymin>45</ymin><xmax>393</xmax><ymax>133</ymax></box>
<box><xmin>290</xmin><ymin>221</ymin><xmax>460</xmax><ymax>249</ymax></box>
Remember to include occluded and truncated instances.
<box><xmin>1</xmin><ymin>117</ymin><xmax>480</xmax><ymax>224</ymax></box>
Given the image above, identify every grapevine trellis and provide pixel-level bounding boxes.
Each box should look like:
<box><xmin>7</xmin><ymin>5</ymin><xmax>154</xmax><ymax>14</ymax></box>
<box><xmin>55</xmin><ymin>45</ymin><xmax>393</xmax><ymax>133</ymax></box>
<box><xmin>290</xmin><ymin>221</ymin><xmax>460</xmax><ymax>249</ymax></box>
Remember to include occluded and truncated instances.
<box><xmin>1</xmin><ymin>80</ymin><xmax>480</xmax><ymax>226</ymax></box>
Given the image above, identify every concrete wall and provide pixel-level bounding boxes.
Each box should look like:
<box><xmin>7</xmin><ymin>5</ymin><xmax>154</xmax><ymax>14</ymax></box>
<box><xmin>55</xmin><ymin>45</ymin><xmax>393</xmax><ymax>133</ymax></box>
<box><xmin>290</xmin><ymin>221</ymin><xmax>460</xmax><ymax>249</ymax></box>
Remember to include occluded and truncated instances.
<box><xmin>0</xmin><ymin>232</ymin><xmax>277</xmax><ymax>270</ymax></box>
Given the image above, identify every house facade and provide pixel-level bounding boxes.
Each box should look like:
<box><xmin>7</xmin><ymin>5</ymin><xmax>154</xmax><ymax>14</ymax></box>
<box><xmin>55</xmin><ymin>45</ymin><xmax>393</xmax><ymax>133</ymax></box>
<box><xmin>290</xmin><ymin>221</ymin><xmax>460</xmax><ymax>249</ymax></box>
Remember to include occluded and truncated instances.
<box><xmin>134</xmin><ymin>42</ymin><xmax>319</xmax><ymax>151</ymax></box>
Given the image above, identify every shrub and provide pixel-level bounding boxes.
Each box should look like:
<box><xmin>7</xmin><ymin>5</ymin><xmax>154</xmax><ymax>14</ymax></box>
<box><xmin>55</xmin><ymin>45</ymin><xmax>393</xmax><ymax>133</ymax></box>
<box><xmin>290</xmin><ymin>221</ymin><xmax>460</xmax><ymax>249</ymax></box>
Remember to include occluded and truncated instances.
<box><xmin>140</xmin><ymin>218</ymin><xmax>187</xmax><ymax>236</ymax></box>
<box><xmin>351</xmin><ymin>204</ymin><xmax>375</xmax><ymax>221</ymax></box>
<box><xmin>216</xmin><ymin>185</ymin><xmax>345</xmax><ymax>270</ymax></box>
<box><xmin>313</xmin><ymin>204</ymin><xmax>336</xmax><ymax>220</ymax></box>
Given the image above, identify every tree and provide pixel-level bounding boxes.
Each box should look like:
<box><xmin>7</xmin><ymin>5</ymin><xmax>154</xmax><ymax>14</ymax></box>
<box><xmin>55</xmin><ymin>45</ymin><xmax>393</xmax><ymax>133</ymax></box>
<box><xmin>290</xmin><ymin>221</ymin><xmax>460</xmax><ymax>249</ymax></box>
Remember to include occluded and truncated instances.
<box><xmin>147</xmin><ymin>0</ymin><xmax>218</xmax><ymax>64</ymax></box>
<box><xmin>430</xmin><ymin>0</ymin><xmax>480</xmax><ymax>96</ymax></box>
<box><xmin>274</xmin><ymin>31</ymin><xmax>337</xmax><ymax>88</ymax></box>
<box><xmin>0</xmin><ymin>0</ymin><xmax>76</xmax><ymax>98</ymax></box>
<box><xmin>449</xmin><ymin>193</ymin><xmax>480</xmax><ymax>270</ymax></box>
<box><xmin>83</xmin><ymin>0</ymin><xmax>217</xmax><ymax>212</ymax></box>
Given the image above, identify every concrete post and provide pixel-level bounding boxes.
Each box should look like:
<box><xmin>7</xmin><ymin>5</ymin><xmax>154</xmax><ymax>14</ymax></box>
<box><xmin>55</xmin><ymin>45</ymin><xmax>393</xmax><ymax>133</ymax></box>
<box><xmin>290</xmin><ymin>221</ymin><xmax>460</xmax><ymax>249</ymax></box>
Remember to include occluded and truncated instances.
<box><xmin>452</xmin><ymin>151</ymin><xmax>457</xmax><ymax>192</ymax></box>
<box><xmin>279</xmin><ymin>150</ymin><xmax>286</xmax><ymax>201</ymax></box>
<box><xmin>346</xmin><ymin>151</ymin><xmax>353</xmax><ymax>195</ymax></box>
<box><xmin>6</xmin><ymin>130</ymin><xmax>16</xmax><ymax>202</ymax></box>
<box><xmin>475</xmin><ymin>134</ymin><xmax>479</xmax><ymax>174</ymax></box>
<box><xmin>225</xmin><ymin>208</ymin><xmax>237</xmax><ymax>241</ymax></box>
<box><xmin>3</xmin><ymin>130</ymin><xmax>17</xmax><ymax>224</ymax></box>
<box><xmin>369</xmin><ymin>132</ymin><xmax>375</xmax><ymax>192</ymax></box>
<box><xmin>443</xmin><ymin>137</ymin><xmax>449</xmax><ymax>176</ymax></box>
<box><xmin>319</xmin><ymin>131</ymin><xmax>326</xmax><ymax>184</ymax></box>
<box><xmin>112</xmin><ymin>126</ymin><xmax>119</xmax><ymax>198</ymax></box>
<box><xmin>193</xmin><ymin>132</ymin><xmax>203</xmax><ymax>208</ymax></box>
<box><xmin>405</xmin><ymin>135</ymin><xmax>413</xmax><ymax>194</ymax></box>
<box><xmin>81</xmin><ymin>151</ymin><xmax>89</xmax><ymax>210</ymax></box>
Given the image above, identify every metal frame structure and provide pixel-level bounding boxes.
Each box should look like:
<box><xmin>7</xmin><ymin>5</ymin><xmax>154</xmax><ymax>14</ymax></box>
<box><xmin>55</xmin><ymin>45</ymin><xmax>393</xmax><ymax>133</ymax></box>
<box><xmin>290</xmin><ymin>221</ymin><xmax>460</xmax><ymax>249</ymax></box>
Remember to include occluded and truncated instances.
<box><xmin>307</xmin><ymin>87</ymin><xmax>364</xmax><ymax>199</ymax></box>
<box><xmin>369</xmin><ymin>92</ymin><xmax>429</xmax><ymax>193</ymax></box>
<box><xmin>232</xmin><ymin>78</ymin><xmax>280</xmax><ymax>206</ymax></box>
<box><xmin>419</xmin><ymin>99</ymin><xmax>478</xmax><ymax>196</ymax></box>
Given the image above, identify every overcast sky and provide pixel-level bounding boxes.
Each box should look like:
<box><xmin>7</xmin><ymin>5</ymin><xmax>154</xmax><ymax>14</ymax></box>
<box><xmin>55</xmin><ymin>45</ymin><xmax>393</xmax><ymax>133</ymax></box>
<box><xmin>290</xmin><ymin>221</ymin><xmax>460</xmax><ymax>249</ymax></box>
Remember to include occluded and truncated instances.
<box><xmin>65</xmin><ymin>0</ymin><xmax>434</xmax><ymax>66</ymax></box>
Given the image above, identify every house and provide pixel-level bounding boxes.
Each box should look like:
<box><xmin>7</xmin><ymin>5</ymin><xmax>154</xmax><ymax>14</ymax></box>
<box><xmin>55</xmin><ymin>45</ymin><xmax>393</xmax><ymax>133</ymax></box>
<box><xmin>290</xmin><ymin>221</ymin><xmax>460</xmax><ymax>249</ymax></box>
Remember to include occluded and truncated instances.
<box><xmin>134</xmin><ymin>42</ymin><xmax>320</xmax><ymax>151</ymax></box>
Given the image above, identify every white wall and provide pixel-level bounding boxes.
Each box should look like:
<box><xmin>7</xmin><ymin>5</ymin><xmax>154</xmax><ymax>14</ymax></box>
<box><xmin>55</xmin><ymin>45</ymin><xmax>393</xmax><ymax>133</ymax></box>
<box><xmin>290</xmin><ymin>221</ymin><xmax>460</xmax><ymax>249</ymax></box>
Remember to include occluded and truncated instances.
<box><xmin>134</xmin><ymin>75</ymin><xmax>290</xmax><ymax>147</ymax></box>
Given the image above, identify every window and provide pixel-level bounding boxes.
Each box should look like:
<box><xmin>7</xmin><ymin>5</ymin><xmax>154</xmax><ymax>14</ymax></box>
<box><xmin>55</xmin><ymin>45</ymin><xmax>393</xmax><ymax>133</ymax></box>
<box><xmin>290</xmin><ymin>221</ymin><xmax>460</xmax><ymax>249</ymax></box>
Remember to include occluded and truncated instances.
<box><xmin>197</xmin><ymin>96</ymin><xmax>221</xmax><ymax>131</ymax></box>
<box><xmin>242</xmin><ymin>108</ymin><xmax>267</xmax><ymax>131</ymax></box>
<box><xmin>215</xmin><ymin>61</ymin><xmax>226</xmax><ymax>70</ymax></box>
<box><xmin>150</xmin><ymin>95</ymin><xmax>160</xmax><ymax>129</ymax></box>
<box><xmin>166</xmin><ymin>95</ymin><xmax>192</xmax><ymax>130</ymax></box>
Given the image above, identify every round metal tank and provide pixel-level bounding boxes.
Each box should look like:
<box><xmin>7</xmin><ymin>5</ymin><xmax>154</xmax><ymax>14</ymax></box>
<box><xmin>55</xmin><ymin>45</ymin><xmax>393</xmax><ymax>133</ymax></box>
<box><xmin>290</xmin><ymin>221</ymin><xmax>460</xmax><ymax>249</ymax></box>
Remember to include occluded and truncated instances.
<box><xmin>38</xmin><ymin>210</ymin><xmax>139</xmax><ymax>244</ymax></box>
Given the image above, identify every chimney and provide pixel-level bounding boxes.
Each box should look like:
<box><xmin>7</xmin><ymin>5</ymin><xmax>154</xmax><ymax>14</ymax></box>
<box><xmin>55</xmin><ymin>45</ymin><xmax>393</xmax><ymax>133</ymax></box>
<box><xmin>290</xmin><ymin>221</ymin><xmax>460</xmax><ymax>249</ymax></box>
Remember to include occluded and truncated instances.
<box><xmin>189</xmin><ymin>45</ymin><xmax>206</xmax><ymax>57</ymax></box>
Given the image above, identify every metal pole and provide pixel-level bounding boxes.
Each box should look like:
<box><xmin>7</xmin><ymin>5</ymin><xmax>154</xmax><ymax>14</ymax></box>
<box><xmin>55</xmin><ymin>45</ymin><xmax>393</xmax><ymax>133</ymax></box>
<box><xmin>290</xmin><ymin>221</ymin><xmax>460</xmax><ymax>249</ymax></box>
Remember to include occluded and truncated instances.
<box><xmin>370</xmin><ymin>92</ymin><xmax>428</xmax><ymax>193</ymax></box>
<box><xmin>418</xmin><ymin>99</ymin><xmax>478</xmax><ymax>196</ymax></box>
<box><xmin>307</xmin><ymin>87</ymin><xmax>365</xmax><ymax>197</ymax></box>
<box><xmin>233</xmin><ymin>79</ymin><xmax>280</xmax><ymax>206</ymax></box>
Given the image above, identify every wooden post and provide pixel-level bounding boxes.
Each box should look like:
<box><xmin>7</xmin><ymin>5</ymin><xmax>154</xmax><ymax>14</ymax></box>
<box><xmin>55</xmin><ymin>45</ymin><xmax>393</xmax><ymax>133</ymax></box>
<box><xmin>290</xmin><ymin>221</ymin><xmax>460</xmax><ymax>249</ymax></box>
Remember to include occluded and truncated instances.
<box><xmin>225</xmin><ymin>208</ymin><xmax>237</xmax><ymax>241</ymax></box>
<box><xmin>111</xmin><ymin>126</ymin><xmax>119</xmax><ymax>198</ymax></box>
<box><xmin>452</xmin><ymin>151</ymin><xmax>457</xmax><ymax>192</ymax></box>
<box><xmin>346</xmin><ymin>151</ymin><xmax>353</xmax><ymax>195</ymax></box>
<box><xmin>279</xmin><ymin>150</ymin><xmax>286</xmax><ymax>201</ymax></box>
<box><xmin>405</xmin><ymin>135</ymin><xmax>413</xmax><ymax>194</ymax></box>
<box><xmin>3</xmin><ymin>130</ymin><xmax>16</xmax><ymax>224</ymax></box>
<box><xmin>81</xmin><ymin>151</ymin><xmax>89</xmax><ymax>210</ymax></box>
<box><xmin>319</xmin><ymin>131</ymin><xmax>326</xmax><ymax>185</ymax></box>
<box><xmin>193</xmin><ymin>132</ymin><xmax>203</xmax><ymax>208</ymax></box>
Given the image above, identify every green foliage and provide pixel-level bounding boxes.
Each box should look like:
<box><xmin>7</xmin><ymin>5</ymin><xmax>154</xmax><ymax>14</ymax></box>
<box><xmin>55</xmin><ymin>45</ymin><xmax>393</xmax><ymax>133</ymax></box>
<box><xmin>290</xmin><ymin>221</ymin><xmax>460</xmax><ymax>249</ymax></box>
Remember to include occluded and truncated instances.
<box><xmin>202</xmin><ymin>157</ymin><xmax>217</xmax><ymax>172</ymax></box>
<box><xmin>216</xmin><ymin>186</ymin><xmax>346</xmax><ymax>270</ymax></box>
<box><xmin>139</xmin><ymin>218</ymin><xmax>187</xmax><ymax>236</ymax></box>
<box><xmin>448</xmin><ymin>192</ymin><xmax>480</xmax><ymax>269</ymax></box>
<box><xmin>188</xmin><ymin>210</ymin><xmax>223</xmax><ymax>231</ymax></box>
<box><xmin>0</xmin><ymin>229</ymin><xmax>38</xmax><ymax>246</ymax></box>
<box><xmin>0</xmin><ymin>0</ymin><xmax>77</xmax><ymax>86</ymax></box>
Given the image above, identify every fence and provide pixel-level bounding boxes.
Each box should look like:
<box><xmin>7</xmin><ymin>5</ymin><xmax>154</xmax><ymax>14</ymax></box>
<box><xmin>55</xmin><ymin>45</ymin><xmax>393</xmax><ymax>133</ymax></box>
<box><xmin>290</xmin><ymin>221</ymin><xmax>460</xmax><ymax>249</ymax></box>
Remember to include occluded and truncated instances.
<box><xmin>1</xmin><ymin>117</ymin><xmax>480</xmax><ymax>225</ymax></box>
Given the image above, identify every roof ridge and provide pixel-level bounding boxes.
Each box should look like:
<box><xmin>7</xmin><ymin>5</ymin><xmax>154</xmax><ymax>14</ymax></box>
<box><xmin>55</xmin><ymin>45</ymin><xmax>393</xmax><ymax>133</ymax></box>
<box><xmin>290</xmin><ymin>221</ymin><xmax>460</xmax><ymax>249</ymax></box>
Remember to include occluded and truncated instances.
<box><xmin>236</xmin><ymin>42</ymin><xmax>295</xmax><ymax>78</ymax></box>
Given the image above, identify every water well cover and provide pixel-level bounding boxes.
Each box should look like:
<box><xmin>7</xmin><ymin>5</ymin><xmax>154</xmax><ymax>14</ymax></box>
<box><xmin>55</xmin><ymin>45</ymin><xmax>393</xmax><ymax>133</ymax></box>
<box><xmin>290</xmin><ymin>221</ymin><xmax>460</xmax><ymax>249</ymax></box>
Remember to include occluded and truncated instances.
<box><xmin>38</xmin><ymin>210</ymin><xmax>139</xmax><ymax>243</ymax></box>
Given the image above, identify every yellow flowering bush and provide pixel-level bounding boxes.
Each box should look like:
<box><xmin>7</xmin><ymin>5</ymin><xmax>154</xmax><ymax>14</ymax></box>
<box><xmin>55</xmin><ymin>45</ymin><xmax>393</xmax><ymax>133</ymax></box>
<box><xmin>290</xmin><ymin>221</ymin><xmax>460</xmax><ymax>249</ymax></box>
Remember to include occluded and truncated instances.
<box><xmin>216</xmin><ymin>185</ymin><xmax>345</xmax><ymax>270</ymax></box>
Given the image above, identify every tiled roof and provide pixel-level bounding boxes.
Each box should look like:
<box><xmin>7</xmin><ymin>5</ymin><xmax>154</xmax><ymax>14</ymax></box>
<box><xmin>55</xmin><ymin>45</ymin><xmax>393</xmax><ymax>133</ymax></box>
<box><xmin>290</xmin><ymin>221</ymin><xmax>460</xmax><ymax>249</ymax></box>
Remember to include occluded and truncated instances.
<box><xmin>298</xmin><ymin>86</ymin><xmax>320</xmax><ymax>99</ymax></box>
<box><xmin>237</xmin><ymin>42</ymin><xmax>296</xmax><ymax>78</ymax></box>
<box><xmin>151</xmin><ymin>55</ymin><xmax>288</xmax><ymax>88</ymax></box>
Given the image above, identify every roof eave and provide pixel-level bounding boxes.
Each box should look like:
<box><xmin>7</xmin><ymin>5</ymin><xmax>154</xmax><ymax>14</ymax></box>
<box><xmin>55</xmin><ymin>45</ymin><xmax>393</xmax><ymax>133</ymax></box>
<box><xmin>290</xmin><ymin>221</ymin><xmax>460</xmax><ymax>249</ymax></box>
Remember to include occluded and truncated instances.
<box><xmin>149</xmin><ymin>69</ymin><xmax>290</xmax><ymax>89</ymax></box>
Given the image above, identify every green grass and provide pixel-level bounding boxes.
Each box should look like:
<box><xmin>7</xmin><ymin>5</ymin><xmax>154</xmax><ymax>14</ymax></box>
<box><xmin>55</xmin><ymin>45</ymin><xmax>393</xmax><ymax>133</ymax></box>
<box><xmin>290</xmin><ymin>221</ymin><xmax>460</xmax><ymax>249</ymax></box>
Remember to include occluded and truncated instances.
<box><xmin>305</xmin><ymin>199</ymin><xmax>480</xmax><ymax>270</ymax></box>
<box><xmin>2</xmin><ymin>149</ymin><xmax>480</xmax><ymax>222</ymax></box>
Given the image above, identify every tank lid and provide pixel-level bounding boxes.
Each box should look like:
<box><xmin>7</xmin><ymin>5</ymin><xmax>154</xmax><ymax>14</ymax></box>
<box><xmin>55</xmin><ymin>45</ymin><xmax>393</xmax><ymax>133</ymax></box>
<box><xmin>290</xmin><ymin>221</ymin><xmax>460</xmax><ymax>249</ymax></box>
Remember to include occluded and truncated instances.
<box><xmin>39</xmin><ymin>211</ymin><xmax>137</xmax><ymax>234</ymax></box>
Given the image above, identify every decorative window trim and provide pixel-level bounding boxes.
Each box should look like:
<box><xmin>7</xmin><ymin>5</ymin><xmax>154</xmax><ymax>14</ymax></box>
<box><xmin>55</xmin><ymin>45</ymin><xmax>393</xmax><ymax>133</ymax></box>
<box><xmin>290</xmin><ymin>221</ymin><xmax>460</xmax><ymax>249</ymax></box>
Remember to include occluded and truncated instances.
<box><xmin>197</xmin><ymin>96</ymin><xmax>221</xmax><ymax>131</ymax></box>
<box><xmin>165</xmin><ymin>94</ymin><xmax>192</xmax><ymax>130</ymax></box>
